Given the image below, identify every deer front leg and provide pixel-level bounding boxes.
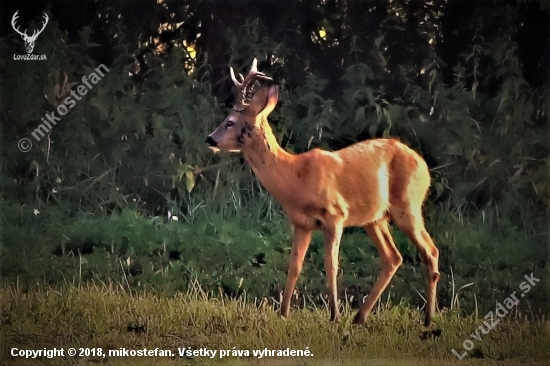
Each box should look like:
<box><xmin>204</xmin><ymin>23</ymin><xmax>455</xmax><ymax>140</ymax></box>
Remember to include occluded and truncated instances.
<box><xmin>280</xmin><ymin>226</ymin><xmax>312</xmax><ymax>318</ymax></box>
<box><xmin>323</xmin><ymin>223</ymin><xmax>344</xmax><ymax>322</ymax></box>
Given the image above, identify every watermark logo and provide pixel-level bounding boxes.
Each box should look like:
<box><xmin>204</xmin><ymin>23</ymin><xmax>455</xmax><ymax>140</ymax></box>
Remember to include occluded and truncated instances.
<box><xmin>12</xmin><ymin>10</ymin><xmax>48</xmax><ymax>60</ymax></box>
<box><xmin>451</xmin><ymin>272</ymin><xmax>540</xmax><ymax>360</ymax></box>
<box><xmin>18</xmin><ymin>64</ymin><xmax>110</xmax><ymax>152</ymax></box>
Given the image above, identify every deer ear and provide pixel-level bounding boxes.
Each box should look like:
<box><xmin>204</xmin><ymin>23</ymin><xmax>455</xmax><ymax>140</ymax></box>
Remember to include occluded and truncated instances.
<box><xmin>251</xmin><ymin>85</ymin><xmax>278</xmax><ymax>117</ymax></box>
<box><xmin>262</xmin><ymin>85</ymin><xmax>279</xmax><ymax>116</ymax></box>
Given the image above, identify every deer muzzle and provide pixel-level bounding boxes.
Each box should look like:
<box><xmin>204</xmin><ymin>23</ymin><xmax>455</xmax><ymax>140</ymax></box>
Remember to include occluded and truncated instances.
<box><xmin>205</xmin><ymin>135</ymin><xmax>218</xmax><ymax>147</ymax></box>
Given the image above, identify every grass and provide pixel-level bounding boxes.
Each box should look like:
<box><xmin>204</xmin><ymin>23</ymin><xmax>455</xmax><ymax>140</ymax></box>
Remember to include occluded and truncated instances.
<box><xmin>1</xmin><ymin>280</ymin><xmax>548</xmax><ymax>366</ymax></box>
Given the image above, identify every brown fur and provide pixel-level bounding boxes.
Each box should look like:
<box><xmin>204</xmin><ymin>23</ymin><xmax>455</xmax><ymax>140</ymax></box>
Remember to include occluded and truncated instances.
<box><xmin>207</xmin><ymin>84</ymin><xmax>440</xmax><ymax>326</ymax></box>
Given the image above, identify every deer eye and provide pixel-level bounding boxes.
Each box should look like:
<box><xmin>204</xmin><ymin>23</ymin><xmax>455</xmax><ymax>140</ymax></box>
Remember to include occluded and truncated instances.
<box><xmin>226</xmin><ymin>120</ymin><xmax>235</xmax><ymax>127</ymax></box>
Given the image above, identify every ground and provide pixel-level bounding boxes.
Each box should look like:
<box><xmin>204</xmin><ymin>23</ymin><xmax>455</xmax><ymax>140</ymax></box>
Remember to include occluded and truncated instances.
<box><xmin>1</xmin><ymin>282</ymin><xmax>548</xmax><ymax>366</ymax></box>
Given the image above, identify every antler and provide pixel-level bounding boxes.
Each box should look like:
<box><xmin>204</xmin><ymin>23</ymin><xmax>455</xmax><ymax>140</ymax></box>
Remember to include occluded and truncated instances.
<box><xmin>28</xmin><ymin>14</ymin><xmax>49</xmax><ymax>40</ymax></box>
<box><xmin>11</xmin><ymin>11</ymin><xmax>27</xmax><ymax>38</ymax></box>
<box><xmin>230</xmin><ymin>58</ymin><xmax>272</xmax><ymax>111</ymax></box>
<box><xmin>11</xmin><ymin>11</ymin><xmax>48</xmax><ymax>40</ymax></box>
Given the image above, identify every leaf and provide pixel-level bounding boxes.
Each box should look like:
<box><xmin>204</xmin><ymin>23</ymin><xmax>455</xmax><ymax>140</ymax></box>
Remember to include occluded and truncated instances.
<box><xmin>374</xmin><ymin>34</ymin><xmax>385</xmax><ymax>49</ymax></box>
<box><xmin>434</xmin><ymin>182</ymin><xmax>444</xmax><ymax>196</ymax></box>
<box><xmin>428</xmin><ymin>69</ymin><xmax>437</xmax><ymax>93</ymax></box>
<box><xmin>177</xmin><ymin>163</ymin><xmax>196</xmax><ymax>193</ymax></box>
<box><xmin>89</xmin><ymin>97</ymin><xmax>109</xmax><ymax>115</ymax></box>
<box><xmin>154</xmin><ymin>114</ymin><xmax>164</xmax><ymax>129</ymax></box>
<box><xmin>369</xmin><ymin>123</ymin><xmax>378</xmax><ymax>137</ymax></box>
<box><xmin>354</xmin><ymin>107</ymin><xmax>366</xmax><ymax>125</ymax></box>
<box><xmin>357</xmin><ymin>247</ymin><xmax>370</xmax><ymax>259</ymax></box>
<box><xmin>185</xmin><ymin>170</ymin><xmax>195</xmax><ymax>193</ymax></box>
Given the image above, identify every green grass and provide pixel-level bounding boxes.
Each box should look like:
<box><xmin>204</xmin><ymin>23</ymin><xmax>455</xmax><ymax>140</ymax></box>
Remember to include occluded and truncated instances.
<box><xmin>1</xmin><ymin>281</ymin><xmax>548</xmax><ymax>365</ymax></box>
<box><xmin>1</xmin><ymin>197</ymin><xmax>548</xmax><ymax>365</ymax></box>
<box><xmin>1</xmin><ymin>198</ymin><xmax>547</xmax><ymax>318</ymax></box>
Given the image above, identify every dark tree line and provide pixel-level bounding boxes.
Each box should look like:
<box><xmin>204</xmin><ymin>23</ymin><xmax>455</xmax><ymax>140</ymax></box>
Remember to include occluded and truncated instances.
<box><xmin>1</xmin><ymin>0</ymin><xmax>548</xmax><ymax>220</ymax></box>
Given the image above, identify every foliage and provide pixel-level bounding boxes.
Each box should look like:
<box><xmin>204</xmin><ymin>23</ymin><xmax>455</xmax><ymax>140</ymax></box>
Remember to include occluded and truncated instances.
<box><xmin>1</xmin><ymin>196</ymin><xmax>547</xmax><ymax>316</ymax></box>
<box><xmin>0</xmin><ymin>0</ymin><xmax>548</xmax><ymax>322</ymax></box>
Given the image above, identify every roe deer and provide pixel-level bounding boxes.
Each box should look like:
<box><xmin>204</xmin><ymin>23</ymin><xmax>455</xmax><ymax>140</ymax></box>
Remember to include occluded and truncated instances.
<box><xmin>206</xmin><ymin>58</ymin><xmax>440</xmax><ymax>326</ymax></box>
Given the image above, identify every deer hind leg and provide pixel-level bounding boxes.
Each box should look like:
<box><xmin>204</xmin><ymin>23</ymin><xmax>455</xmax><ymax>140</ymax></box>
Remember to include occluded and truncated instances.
<box><xmin>390</xmin><ymin>206</ymin><xmax>440</xmax><ymax>326</ymax></box>
<box><xmin>322</xmin><ymin>223</ymin><xmax>344</xmax><ymax>322</ymax></box>
<box><xmin>353</xmin><ymin>218</ymin><xmax>403</xmax><ymax>324</ymax></box>
<box><xmin>280</xmin><ymin>226</ymin><xmax>312</xmax><ymax>318</ymax></box>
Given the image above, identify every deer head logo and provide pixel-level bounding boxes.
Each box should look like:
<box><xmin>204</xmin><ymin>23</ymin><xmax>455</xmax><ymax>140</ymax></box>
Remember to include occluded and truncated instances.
<box><xmin>11</xmin><ymin>11</ymin><xmax>49</xmax><ymax>54</ymax></box>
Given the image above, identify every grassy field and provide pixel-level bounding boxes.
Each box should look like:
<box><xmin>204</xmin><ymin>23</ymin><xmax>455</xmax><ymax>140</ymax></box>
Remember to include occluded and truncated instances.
<box><xmin>1</xmin><ymin>281</ymin><xmax>548</xmax><ymax>366</ymax></box>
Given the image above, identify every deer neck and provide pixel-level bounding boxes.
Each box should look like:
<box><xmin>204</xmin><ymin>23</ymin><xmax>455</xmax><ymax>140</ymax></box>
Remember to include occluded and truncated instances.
<box><xmin>242</xmin><ymin>120</ymin><xmax>297</xmax><ymax>200</ymax></box>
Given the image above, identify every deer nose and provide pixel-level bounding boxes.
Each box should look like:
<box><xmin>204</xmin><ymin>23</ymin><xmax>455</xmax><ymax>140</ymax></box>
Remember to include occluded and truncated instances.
<box><xmin>205</xmin><ymin>135</ymin><xmax>217</xmax><ymax>147</ymax></box>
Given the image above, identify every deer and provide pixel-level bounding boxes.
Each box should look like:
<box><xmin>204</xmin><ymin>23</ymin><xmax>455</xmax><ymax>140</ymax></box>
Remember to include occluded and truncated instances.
<box><xmin>11</xmin><ymin>11</ymin><xmax>49</xmax><ymax>54</ymax></box>
<box><xmin>206</xmin><ymin>58</ymin><xmax>440</xmax><ymax>326</ymax></box>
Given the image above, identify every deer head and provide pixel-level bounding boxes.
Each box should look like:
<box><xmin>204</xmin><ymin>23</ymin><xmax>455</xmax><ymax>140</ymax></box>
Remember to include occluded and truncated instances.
<box><xmin>12</xmin><ymin>11</ymin><xmax>49</xmax><ymax>54</ymax></box>
<box><xmin>206</xmin><ymin>58</ymin><xmax>277</xmax><ymax>152</ymax></box>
